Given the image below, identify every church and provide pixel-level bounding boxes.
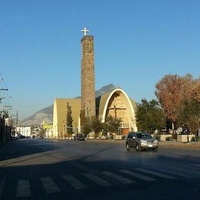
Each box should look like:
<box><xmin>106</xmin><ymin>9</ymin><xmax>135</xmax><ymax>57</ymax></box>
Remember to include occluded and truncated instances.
<box><xmin>52</xmin><ymin>28</ymin><xmax>137</xmax><ymax>138</ymax></box>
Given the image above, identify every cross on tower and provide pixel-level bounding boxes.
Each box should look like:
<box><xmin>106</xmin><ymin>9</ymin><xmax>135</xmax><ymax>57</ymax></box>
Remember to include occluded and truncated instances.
<box><xmin>81</xmin><ymin>27</ymin><xmax>89</xmax><ymax>36</ymax></box>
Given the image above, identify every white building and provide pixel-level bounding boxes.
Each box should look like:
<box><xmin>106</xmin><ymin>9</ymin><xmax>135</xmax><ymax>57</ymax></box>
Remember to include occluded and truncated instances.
<box><xmin>16</xmin><ymin>126</ymin><xmax>31</xmax><ymax>137</ymax></box>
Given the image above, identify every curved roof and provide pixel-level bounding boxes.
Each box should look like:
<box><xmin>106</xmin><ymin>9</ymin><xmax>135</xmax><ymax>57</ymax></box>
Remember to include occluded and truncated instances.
<box><xmin>97</xmin><ymin>88</ymin><xmax>137</xmax><ymax>124</ymax></box>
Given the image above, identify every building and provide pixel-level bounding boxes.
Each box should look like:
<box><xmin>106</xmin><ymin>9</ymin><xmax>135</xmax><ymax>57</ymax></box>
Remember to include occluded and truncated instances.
<box><xmin>53</xmin><ymin>98</ymin><xmax>81</xmax><ymax>138</ymax></box>
<box><xmin>16</xmin><ymin>126</ymin><xmax>31</xmax><ymax>137</ymax></box>
<box><xmin>96</xmin><ymin>88</ymin><xmax>137</xmax><ymax>134</ymax></box>
<box><xmin>53</xmin><ymin>28</ymin><xmax>137</xmax><ymax>138</ymax></box>
<box><xmin>41</xmin><ymin>122</ymin><xmax>53</xmax><ymax>138</ymax></box>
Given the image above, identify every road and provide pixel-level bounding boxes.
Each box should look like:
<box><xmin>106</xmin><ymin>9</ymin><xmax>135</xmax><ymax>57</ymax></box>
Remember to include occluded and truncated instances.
<box><xmin>0</xmin><ymin>138</ymin><xmax>200</xmax><ymax>200</ymax></box>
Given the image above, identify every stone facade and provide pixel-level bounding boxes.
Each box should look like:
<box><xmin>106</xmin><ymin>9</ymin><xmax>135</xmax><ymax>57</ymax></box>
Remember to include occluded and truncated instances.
<box><xmin>81</xmin><ymin>35</ymin><xmax>96</xmax><ymax>118</ymax></box>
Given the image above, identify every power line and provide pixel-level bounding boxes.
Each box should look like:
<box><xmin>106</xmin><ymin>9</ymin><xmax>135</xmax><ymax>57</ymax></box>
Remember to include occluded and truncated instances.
<box><xmin>0</xmin><ymin>71</ymin><xmax>8</xmax><ymax>90</ymax></box>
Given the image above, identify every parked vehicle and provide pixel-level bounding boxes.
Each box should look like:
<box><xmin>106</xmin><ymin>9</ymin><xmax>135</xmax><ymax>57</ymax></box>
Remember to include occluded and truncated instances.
<box><xmin>125</xmin><ymin>132</ymin><xmax>158</xmax><ymax>151</ymax></box>
<box><xmin>74</xmin><ymin>134</ymin><xmax>85</xmax><ymax>141</ymax></box>
<box><xmin>37</xmin><ymin>136</ymin><xmax>44</xmax><ymax>139</ymax></box>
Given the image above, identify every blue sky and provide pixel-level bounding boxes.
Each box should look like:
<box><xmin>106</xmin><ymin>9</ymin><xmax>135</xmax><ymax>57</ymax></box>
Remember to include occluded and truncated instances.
<box><xmin>0</xmin><ymin>0</ymin><xmax>200</xmax><ymax>120</ymax></box>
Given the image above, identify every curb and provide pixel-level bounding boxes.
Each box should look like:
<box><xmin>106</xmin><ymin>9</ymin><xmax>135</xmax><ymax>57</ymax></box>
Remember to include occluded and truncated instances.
<box><xmin>159</xmin><ymin>141</ymin><xmax>200</xmax><ymax>149</ymax></box>
<box><xmin>86</xmin><ymin>139</ymin><xmax>200</xmax><ymax>149</ymax></box>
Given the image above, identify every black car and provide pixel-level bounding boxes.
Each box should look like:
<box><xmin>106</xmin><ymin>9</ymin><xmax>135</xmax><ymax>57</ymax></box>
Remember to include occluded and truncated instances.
<box><xmin>125</xmin><ymin>132</ymin><xmax>159</xmax><ymax>151</ymax></box>
<box><xmin>74</xmin><ymin>134</ymin><xmax>85</xmax><ymax>141</ymax></box>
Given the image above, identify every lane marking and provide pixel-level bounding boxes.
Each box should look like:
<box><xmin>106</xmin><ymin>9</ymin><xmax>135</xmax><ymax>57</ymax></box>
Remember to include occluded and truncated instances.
<box><xmin>62</xmin><ymin>175</ymin><xmax>87</xmax><ymax>189</ymax></box>
<box><xmin>41</xmin><ymin>177</ymin><xmax>60</xmax><ymax>193</ymax></box>
<box><xmin>168</xmin><ymin>166</ymin><xmax>200</xmax><ymax>177</ymax></box>
<box><xmin>190</xmin><ymin>164</ymin><xmax>200</xmax><ymax>167</ymax></box>
<box><xmin>16</xmin><ymin>180</ymin><xmax>31</xmax><ymax>197</ymax></box>
<box><xmin>84</xmin><ymin>173</ymin><xmax>111</xmax><ymax>186</ymax></box>
<box><xmin>120</xmin><ymin>170</ymin><xmax>156</xmax><ymax>181</ymax></box>
<box><xmin>136</xmin><ymin>169</ymin><xmax>176</xmax><ymax>179</ymax></box>
<box><xmin>71</xmin><ymin>162</ymin><xmax>98</xmax><ymax>174</ymax></box>
<box><xmin>157</xmin><ymin>169</ymin><xmax>191</xmax><ymax>178</ymax></box>
<box><xmin>102</xmin><ymin>171</ymin><xmax>134</xmax><ymax>184</ymax></box>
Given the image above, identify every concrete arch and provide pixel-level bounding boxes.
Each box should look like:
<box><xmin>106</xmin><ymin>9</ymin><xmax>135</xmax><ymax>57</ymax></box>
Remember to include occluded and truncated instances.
<box><xmin>98</xmin><ymin>88</ymin><xmax>137</xmax><ymax>132</ymax></box>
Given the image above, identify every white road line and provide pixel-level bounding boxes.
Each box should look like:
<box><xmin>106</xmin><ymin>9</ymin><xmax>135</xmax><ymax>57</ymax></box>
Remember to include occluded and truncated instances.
<box><xmin>102</xmin><ymin>171</ymin><xmax>134</xmax><ymax>184</ymax></box>
<box><xmin>163</xmin><ymin>164</ymin><xmax>200</xmax><ymax>177</ymax></box>
<box><xmin>41</xmin><ymin>177</ymin><xmax>60</xmax><ymax>193</ymax></box>
<box><xmin>62</xmin><ymin>175</ymin><xmax>87</xmax><ymax>189</ymax></box>
<box><xmin>190</xmin><ymin>164</ymin><xmax>200</xmax><ymax>167</ymax></box>
<box><xmin>183</xmin><ymin>165</ymin><xmax>200</xmax><ymax>174</ymax></box>
<box><xmin>120</xmin><ymin>170</ymin><xmax>156</xmax><ymax>181</ymax></box>
<box><xmin>157</xmin><ymin>169</ymin><xmax>191</xmax><ymax>178</ymax></box>
<box><xmin>168</xmin><ymin>166</ymin><xmax>200</xmax><ymax>177</ymax></box>
<box><xmin>136</xmin><ymin>169</ymin><xmax>177</xmax><ymax>179</ymax></box>
<box><xmin>0</xmin><ymin>177</ymin><xmax>5</xmax><ymax>197</ymax></box>
<box><xmin>16</xmin><ymin>180</ymin><xmax>31</xmax><ymax>197</ymax></box>
<box><xmin>84</xmin><ymin>173</ymin><xmax>111</xmax><ymax>187</ymax></box>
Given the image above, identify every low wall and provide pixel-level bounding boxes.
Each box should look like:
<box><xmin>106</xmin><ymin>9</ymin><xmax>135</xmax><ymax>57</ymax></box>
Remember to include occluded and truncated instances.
<box><xmin>159</xmin><ymin>134</ymin><xmax>172</xmax><ymax>141</ymax></box>
<box><xmin>115</xmin><ymin>135</ymin><xmax>123</xmax><ymax>140</ymax></box>
<box><xmin>177</xmin><ymin>134</ymin><xmax>195</xmax><ymax>142</ymax></box>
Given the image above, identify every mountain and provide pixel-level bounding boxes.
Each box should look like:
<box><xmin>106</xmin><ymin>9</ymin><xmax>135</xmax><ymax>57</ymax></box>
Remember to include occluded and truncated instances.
<box><xmin>95</xmin><ymin>84</ymin><xmax>120</xmax><ymax>97</ymax></box>
<box><xmin>20</xmin><ymin>84</ymin><xmax>119</xmax><ymax>126</ymax></box>
<box><xmin>20</xmin><ymin>105</ymin><xmax>53</xmax><ymax>126</ymax></box>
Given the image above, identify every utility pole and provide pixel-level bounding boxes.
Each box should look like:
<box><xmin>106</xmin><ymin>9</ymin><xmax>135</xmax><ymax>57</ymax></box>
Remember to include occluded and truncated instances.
<box><xmin>16</xmin><ymin>111</ymin><xmax>19</xmax><ymax>127</ymax></box>
<box><xmin>0</xmin><ymin>89</ymin><xmax>8</xmax><ymax>91</ymax></box>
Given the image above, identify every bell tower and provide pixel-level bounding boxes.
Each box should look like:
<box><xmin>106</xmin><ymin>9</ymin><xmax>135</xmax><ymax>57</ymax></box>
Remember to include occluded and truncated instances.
<box><xmin>81</xmin><ymin>27</ymin><xmax>96</xmax><ymax>121</ymax></box>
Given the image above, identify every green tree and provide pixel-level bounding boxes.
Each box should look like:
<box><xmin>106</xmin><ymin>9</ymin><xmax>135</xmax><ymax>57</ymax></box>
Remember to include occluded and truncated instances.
<box><xmin>39</xmin><ymin>128</ymin><xmax>46</xmax><ymax>137</ymax></box>
<box><xmin>66</xmin><ymin>102</ymin><xmax>73</xmax><ymax>134</ymax></box>
<box><xmin>104</xmin><ymin>115</ymin><xmax>122</xmax><ymax>134</ymax></box>
<box><xmin>136</xmin><ymin>99</ymin><xmax>165</xmax><ymax>134</ymax></box>
<box><xmin>82</xmin><ymin>122</ymin><xmax>92</xmax><ymax>135</ymax></box>
<box><xmin>91</xmin><ymin>117</ymin><xmax>102</xmax><ymax>135</ymax></box>
<box><xmin>177</xmin><ymin>98</ymin><xmax>200</xmax><ymax>134</ymax></box>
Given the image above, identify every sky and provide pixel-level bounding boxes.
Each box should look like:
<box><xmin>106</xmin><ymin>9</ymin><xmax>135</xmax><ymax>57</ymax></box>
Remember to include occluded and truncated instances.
<box><xmin>0</xmin><ymin>0</ymin><xmax>200</xmax><ymax>120</ymax></box>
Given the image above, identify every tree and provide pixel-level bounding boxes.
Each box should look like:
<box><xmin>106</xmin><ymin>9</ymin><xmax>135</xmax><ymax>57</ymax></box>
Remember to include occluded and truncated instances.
<box><xmin>104</xmin><ymin>115</ymin><xmax>122</xmax><ymax>134</ymax></box>
<box><xmin>155</xmin><ymin>74</ymin><xmax>193</xmax><ymax>130</ymax></box>
<box><xmin>39</xmin><ymin>128</ymin><xmax>46</xmax><ymax>137</ymax></box>
<box><xmin>82</xmin><ymin>122</ymin><xmax>92</xmax><ymax>135</ymax></box>
<box><xmin>177</xmin><ymin>95</ymin><xmax>200</xmax><ymax>134</ymax></box>
<box><xmin>66</xmin><ymin>102</ymin><xmax>73</xmax><ymax>134</ymax></box>
<box><xmin>91</xmin><ymin>117</ymin><xmax>102</xmax><ymax>135</ymax></box>
<box><xmin>136</xmin><ymin>99</ymin><xmax>165</xmax><ymax>134</ymax></box>
<box><xmin>189</xmin><ymin>77</ymin><xmax>200</xmax><ymax>102</ymax></box>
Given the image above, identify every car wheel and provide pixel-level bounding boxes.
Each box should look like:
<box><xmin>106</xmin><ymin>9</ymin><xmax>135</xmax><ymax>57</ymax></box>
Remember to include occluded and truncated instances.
<box><xmin>136</xmin><ymin>143</ymin><xmax>141</xmax><ymax>152</ymax></box>
<box><xmin>126</xmin><ymin>143</ymin><xmax>130</xmax><ymax>151</ymax></box>
<box><xmin>153</xmin><ymin>147</ymin><xmax>158</xmax><ymax>151</ymax></box>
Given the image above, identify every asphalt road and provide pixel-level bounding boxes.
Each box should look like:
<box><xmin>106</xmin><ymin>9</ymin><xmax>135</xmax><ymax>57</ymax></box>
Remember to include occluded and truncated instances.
<box><xmin>0</xmin><ymin>139</ymin><xmax>200</xmax><ymax>200</ymax></box>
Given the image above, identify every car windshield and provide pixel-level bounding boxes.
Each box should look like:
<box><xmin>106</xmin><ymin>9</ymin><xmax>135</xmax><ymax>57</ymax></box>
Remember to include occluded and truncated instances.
<box><xmin>136</xmin><ymin>133</ymin><xmax>152</xmax><ymax>139</ymax></box>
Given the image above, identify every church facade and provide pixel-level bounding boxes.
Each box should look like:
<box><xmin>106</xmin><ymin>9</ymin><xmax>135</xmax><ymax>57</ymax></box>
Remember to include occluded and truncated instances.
<box><xmin>52</xmin><ymin>28</ymin><xmax>137</xmax><ymax>138</ymax></box>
